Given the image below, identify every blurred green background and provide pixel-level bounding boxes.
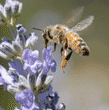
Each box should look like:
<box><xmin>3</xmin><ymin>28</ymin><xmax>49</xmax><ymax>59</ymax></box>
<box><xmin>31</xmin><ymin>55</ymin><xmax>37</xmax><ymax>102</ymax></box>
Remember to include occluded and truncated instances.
<box><xmin>0</xmin><ymin>0</ymin><xmax>109</xmax><ymax>109</ymax></box>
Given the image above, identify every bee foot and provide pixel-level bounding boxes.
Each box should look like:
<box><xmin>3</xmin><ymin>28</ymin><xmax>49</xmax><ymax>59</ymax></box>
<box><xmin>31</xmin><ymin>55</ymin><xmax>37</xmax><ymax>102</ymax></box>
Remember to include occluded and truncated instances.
<box><xmin>62</xmin><ymin>68</ymin><xmax>65</xmax><ymax>73</ymax></box>
<box><xmin>61</xmin><ymin>59</ymin><xmax>67</xmax><ymax>73</ymax></box>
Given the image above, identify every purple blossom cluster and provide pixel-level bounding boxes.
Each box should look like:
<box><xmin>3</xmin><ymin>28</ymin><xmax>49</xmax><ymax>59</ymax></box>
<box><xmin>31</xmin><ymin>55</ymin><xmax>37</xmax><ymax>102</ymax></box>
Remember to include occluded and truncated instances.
<box><xmin>0</xmin><ymin>0</ymin><xmax>66</xmax><ymax>109</ymax></box>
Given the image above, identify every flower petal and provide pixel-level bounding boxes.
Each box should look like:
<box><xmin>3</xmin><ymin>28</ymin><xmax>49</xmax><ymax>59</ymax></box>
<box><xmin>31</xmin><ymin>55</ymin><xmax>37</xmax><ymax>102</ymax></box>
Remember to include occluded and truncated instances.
<box><xmin>7</xmin><ymin>84</ymin><xmax>21</xmax><ymax>94</ymax></box>
<box><xmin>14</xmin><ymin>107</ymin><xmax>20</xmax><ymax>110</ymax></box>
<box><xmin>50</xmin><ymin>59</ymin><xmax>57</xmax><ymax>72</ymax></box>
<box><xmin>0</xmin><ymin>51</ymin><xmax>11</xmax><ymax>60</ymax></box>
<box><xmin>25</xmin><ymin>32</ymin><xmax>38</xmax><ymax>50</ymax></box>
<box><xmin>0</xmin><ymin>65</ymin><xmax>14</xmax><ymax>85</ymax></box>
<box><xmin>0</xmin><ymin>76</ymin><xmax>4</xmax><ymax>85</ymax></box>
<box><xmin>12</xmin><ymin>41</ymin><xmax>23</xmax><ymax>55</ymax></box>
<box><xmin>37</xmin><ymin>85</ymin><xmax>53</xmax><ymax>109</ymax></box>
<box><xmin>18</xmin><ymin>2</ymin><xmax>22</xmax><ymax>14</ymax></box>
<box><xmin>8</xmin><ymin>68</ymin><xmax>19</xmax><ymax>82</ymax></box>
<box><xmin>16</xmin><ymin>26</ymin><xmax>26</xmax><ymax>35</ymax></box>
<box><xmin>36</xmin><ymin>70</ymin><xmax>47</xmax><ymax>92</ymax></box>
<box><xmin>0</xmin><ymin>41</ymin><xmax>16</xmax><ymax>55</ymax></box>
<box><xmin>23</xmin><ymin>63</ymin><xmax>30</xmax><ymax>71</ymax></box>
<box><xmin>4</xmin><ymin>2</ymin><xmax>12</xmax><ymax>20</ymax></box>
<box><xmin>0</xmin><ymin>76</ymin><xmax>7</xmax><ymax>90</ymax></box>
<box><xmin>8</xmin><ymin>60</ymin><xmax>26</xmax><ymax>77</ymax></box>
<box><xmin>30</xmin><ymin>102</ymin><xmax>40</xmax><ymax>110</ymax></box>
<box><xmin>57</xmin><ymin>103</ymin><xmax>66</xmax><ymax>110</ymax></box>
<box><xmin>30</xmin><ymin>60</ymin><xmax>42</xmax><ymax>73</ymax></box>
<box><xmin>42</xmin><ymin>46</ymin><xmax>57</xmax><ymax>73</ymax></box>
<box><xmin>22</xmin><ymin>49</ymin><xmax>42</xmax><ymax>74</ymax></box>
<box><xmin>44</xmin><ymin>75</ymin><xmax>54</xmax><ymax>87</ymax></box>
<box><xmin>15</xmin><ymin>89</ymin><xmax>34</xmax><ymax>109</ymax></box>
<box><xmin>1</xmin><ymin>37</ymin><xmax>12</xmax><ymax>44</ymax></box>
<box><xmin>46</xmin><ymin>92</ymin><xmax>59</xmax><ymax>109</ymax></box>
<box><xmin>22</xmin><ymin>49</ymin><xmax>31</xmax><ymax>62</ymax></box>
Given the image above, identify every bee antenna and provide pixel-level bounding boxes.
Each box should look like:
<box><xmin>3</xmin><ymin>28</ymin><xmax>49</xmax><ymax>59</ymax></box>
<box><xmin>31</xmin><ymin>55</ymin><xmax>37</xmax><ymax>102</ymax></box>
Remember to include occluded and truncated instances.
<box><xmin>33</xmin><ymin>28</ymin><xmax>44</xmax><ymax>32</ymax></box>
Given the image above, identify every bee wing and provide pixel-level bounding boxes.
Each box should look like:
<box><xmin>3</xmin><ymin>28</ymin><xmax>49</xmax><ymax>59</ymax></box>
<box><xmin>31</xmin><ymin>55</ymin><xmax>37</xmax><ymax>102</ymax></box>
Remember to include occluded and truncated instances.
<box><xmin>62</xmin><ymin>6</ymin><xmax>84</xmax><ymax>27</ymax></box>
<box><xmin>70</xmin><ymin>15</ymin><xmax>94</xmax><ymax>32</ymax></box>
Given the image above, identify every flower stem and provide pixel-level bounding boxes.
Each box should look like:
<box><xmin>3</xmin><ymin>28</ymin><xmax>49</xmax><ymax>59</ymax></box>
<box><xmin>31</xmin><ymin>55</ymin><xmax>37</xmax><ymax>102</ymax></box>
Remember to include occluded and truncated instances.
<box><xmin>34</xmin><ymin>92</ymin><xmax>41</xmax><ymax>109</ymax></box>
<box><xmin>10</xmin><ymin>25</ymin><xmax>16</xmax><ymax>40</ymax></box>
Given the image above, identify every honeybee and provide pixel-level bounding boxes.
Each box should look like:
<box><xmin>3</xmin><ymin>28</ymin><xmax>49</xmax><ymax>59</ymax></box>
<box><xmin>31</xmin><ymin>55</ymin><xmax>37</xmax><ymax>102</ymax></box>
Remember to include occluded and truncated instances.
<box><xmin>33</xmin><ymin>6</ymin><xmax>94</xmax><ymax>72</ymax></box>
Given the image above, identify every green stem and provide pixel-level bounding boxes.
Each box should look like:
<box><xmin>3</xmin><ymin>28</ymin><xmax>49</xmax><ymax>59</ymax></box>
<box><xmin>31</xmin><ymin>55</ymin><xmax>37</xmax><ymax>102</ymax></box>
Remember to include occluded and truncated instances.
<box><xmin>34</xmin><ymin>92</ymin><xmax>42</xmax><ymax>109</ymax></box>
<box><xmin>9</xmin><ymin>24</ymin><xmax>16</xmax><ymax>40</ymax></box>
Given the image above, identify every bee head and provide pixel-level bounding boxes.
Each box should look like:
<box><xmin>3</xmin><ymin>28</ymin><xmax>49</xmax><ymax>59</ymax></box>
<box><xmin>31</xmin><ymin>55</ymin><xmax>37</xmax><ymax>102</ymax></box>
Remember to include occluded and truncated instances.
<box><xmin>44</xmin><ymin>26</ymin><xmax>52</xmax><ymax>33</ymax></box>
<box><xmin>44</xmin><ymin>26</ymin><xmax>54</xmax><ymax>40</ymax></box>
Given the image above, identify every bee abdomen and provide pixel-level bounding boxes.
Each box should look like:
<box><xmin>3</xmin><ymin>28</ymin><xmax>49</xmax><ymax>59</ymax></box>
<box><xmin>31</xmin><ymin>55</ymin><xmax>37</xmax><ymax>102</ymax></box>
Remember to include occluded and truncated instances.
<box><xmin>77</xmin><ymin>41</ymin><xmax>90</xmax><ymax>56</ymax></box>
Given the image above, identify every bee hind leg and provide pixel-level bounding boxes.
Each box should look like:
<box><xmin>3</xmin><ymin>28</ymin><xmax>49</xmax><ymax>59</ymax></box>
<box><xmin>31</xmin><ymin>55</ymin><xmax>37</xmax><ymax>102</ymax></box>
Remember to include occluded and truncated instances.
<box><xmin>61</xmin><ymin>47</ymin><xmax>73</xmax><ymax>73</ymax></box>
<box><xmin>61</xmin><ymin>57</ymin><xmax>67</xmax><ymax>73</ymax></box>
<box><xmin>65</xmin><ymin>48</ymin><xmax>73</xmax><ymax>62</ymax></box>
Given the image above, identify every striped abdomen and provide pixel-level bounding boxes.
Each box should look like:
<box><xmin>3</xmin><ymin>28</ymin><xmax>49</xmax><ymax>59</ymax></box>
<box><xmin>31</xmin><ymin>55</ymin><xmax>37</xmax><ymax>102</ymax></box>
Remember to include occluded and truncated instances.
<box><xmin>66</xmin><ymin>32</ymin><xmax>90</xmax><ymax>56</ymax></box>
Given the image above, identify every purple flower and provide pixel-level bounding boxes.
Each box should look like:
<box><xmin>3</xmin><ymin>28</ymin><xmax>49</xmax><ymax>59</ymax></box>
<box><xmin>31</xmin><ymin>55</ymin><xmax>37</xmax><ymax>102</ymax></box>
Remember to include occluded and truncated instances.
<box><xmin>0</xmin><ymin>65</ymin><xmax>15</xmax><ymax>91</ymax></box>
<box><xmin>0</xmin><ymin>64</ymin><xmax>29</xmax><ymax>93</ymax></box>
<box><xmin>20</xmin><ymin>102</ymin><xmax>40</xmax><ymax>110</ymax></box>
<box><xmin>0</xmin><ymin>41</ymin><xmax>18</xmax><ymax>60</ymax></box>
<box><xmin>14</xmin><ymin>107</ymin><xmax>20</xmax><ymax>110</ymax></box>
<box><xmin>1</xmin><ymin>37</ymin><xmax>12</xmax><ymax>44</ymax></box>
<box><xmin>37</xmin><ymin>85</ymin><xmax>54</xmax><ymax>109</ymax></box>
<box><xmin>0</xmin><ymin>76</ymin><xmax>7</xmax><ymax>90</ymax></box>
<box><xmin>22</xmin><ymin>49</ymin><xmax>43</xmax><ymax>74</ymax></box>
<box><xmin>8</xmin><ymin>60</ymin><xmax>26</xmax><ymax>77</ymax></box>
<box><xmin>0</xmin><ymin>65</ymin><xmax>14</xmax><ymax>85</ymax></box>
<box><xmin>46</xmin><ymin>92</ymin><xmax>60</xmax><ymax>109</ymax></box>
<box><xmin>42</xmin><ymin>46</ymin><xmax>57</xmax><ymax>74</ymax></box>
<box><xmin>15</xmin><ymin>89</ymin><xmax>39</xmax><ymax>109</ymax></box>
<box><xmin>0</xmin><ymin>0</ymin><xmax>23</xmax><ymax>26</ymax></box>
<box><xmin>57</xmin><ymin>103</ymin><xmax>66</xmax><ymax>110</ymax></box>
<box><xmin>25</xmin><ymin>32</ymin><xmax>38</xmax><ymax>50</ymax></box>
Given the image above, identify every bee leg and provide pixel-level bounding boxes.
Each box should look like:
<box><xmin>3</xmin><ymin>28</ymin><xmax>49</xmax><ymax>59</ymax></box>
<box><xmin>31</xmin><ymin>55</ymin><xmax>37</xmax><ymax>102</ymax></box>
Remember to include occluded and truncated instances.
<box><xmin>62</xmin><ymin>38</ymin><xmax>68</xmax><ymax>59</ymax></box>
<box><xmin>65</xmin><ymin>48</ymin><xmax>73</xmax><ymax>62</ymax></box>
<box><xmin>61</xmin><ymin>48</ymin><xmax>73</xmax><ymax>73</ymax></box>
<box><xmin>43</xmin><ymin>33</ymin><xmax>48</xmax><ymax>49</ymax></box>
<box><xmin>45</xmin><ymin>38</ymin><xmax>48</xmax><ymax>49</ymax></box>
<box><xmin>60</xmin><ymin>47</ymin><xmax>63</xmax><ymax>56</ymax></box>
<box><xmin>61</xmin><ymin>44</ymin><xmax>68</xmax><ymax>73</ymax></box>
<box><xmin>61</xmin><ymin>39</ymin><xmax>73</xmax><ymax>73</ymax></box>
<box><xmin>61</xmin><ymin>57</ymin><xmax>67</xmax><ymax>73</ymax></box>
<box><xmin>49</xmin><ymin>37</ymin><xmax>57</xmax><ymax>45</ymax></box>
<box><xmin>60</xmin><ymin>47</ymin><xmax>67</xmax><ymax>73</ymax></box>
<box><xmin>52</xmin><ymin>43</ymin><xmax>57</xmax><ymax>52</ymax></box>
<box><xmin>60</xmin><ymin>38</ymin><xmax>68</xmax><ymax>56</ymax></box>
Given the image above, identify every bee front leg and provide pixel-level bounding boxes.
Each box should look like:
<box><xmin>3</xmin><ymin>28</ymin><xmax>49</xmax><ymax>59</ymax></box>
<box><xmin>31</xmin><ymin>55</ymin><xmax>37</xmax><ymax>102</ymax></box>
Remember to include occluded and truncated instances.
<box><xmin>44</xmin><ymin>38</ymin><xmax>48</xmax><ymax>49</ymax></box>
<box><xmin>43</xmin><ymin>33</ymin><xmax>48</xmax><ymax>49</ymax></box>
